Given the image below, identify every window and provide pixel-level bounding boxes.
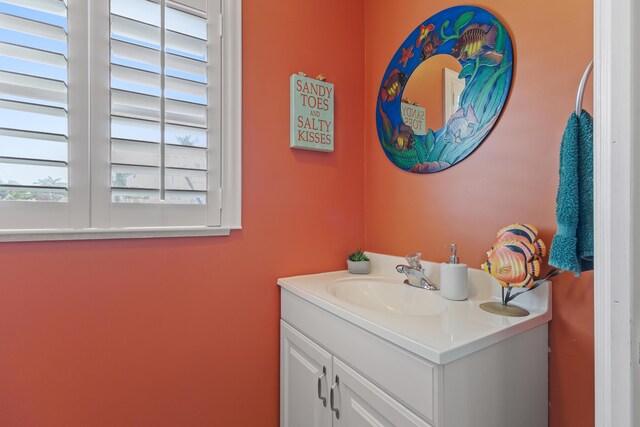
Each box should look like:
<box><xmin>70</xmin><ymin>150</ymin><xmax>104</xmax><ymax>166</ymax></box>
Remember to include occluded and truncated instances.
<box><xmin>0</xmin><ymin>0</ymin><xmax>241</xmax><ymax>240</ymax></box>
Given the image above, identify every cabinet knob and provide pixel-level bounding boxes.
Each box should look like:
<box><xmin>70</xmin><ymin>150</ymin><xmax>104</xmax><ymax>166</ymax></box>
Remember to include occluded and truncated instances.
<box><xmin>317</xmin><ymin>366</ymin><xmax>327</xmax><ymax>407</ymax></box>
<box><xmin>330</xmin><ymin>375</ymin><xmax>340</xmax><ymax>419</ymax></box>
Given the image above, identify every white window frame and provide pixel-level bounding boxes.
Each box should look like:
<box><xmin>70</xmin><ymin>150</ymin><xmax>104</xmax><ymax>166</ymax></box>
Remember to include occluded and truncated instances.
<box><xmin>0</xmin><ymin>0</ymin><xmax>241</xmax><ymax>241</ymax></box>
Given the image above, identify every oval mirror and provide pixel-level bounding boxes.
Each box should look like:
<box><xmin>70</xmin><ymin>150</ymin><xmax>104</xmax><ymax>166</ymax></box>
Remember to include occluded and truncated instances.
<box><xmin>376</xmin><ymin>6</ymin><xmax>514</xmax><ymax>173</ymax></box>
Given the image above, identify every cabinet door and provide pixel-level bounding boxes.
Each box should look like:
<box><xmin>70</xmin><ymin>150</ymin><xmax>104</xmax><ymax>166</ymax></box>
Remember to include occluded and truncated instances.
<box><xmin>281</xmin><ymin>321</ymin><xmax>333</xmax><ymax>427</ymax></box>
<box><xmin>331</xmin><ymin>358</ymin><xmax>431</xmax><ymax>427</ymax></box>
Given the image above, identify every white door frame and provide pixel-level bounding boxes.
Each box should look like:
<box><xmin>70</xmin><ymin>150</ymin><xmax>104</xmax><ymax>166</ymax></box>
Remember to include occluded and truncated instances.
<box><xmin>594</xmin><ymin>0</ymin><xmax>637</xmax><ymax>425</ymax></box>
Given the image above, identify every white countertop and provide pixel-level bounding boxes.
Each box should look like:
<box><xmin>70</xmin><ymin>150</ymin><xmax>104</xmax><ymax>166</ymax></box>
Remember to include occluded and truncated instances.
<box><xmin>278</xmin><ymin>252</ymin><xmax>552</xmax><ymax>364</ymax></box>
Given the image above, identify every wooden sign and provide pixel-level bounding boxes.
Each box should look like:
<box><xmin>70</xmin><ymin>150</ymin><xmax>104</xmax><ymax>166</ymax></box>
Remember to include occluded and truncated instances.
<box><xmin>401</xmin><ymin>102</ymin><xmax>427</xmax><ymax>136</ymax></box>
<box><xmin>290</xmin><ymin>74</ymin><xmax>334</xmax><ymax>152</ymax></box>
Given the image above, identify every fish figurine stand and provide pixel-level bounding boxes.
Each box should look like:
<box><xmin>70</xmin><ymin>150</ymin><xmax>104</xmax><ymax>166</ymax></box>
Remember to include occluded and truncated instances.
<box><xmin>480</xmin><ymin>296</ymin><xmax>531</xmax><ymax>317</ymax></box>
<box><xmin>480</xmin><ymin>224</ymin><xmax>561</xmax><ymax>317</ymax></box>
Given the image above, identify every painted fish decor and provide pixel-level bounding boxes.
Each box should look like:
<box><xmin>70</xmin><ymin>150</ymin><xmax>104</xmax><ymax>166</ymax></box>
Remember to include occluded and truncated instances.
<box><xmin>443</xmin><ymin>105</ymin><xmax>479</xmax><ymax>144</ymax></box>
<box><xmin>451</xmin><ymin>24</ymin><xmax>498</xmax><ymax>61</ymax></box>
<box><xmin>420</xmin><ymin>31</ymin><xmax>442</xmax><ymax>61</ymax></box>
<box><xmin>416</xmin><ymin>23</ymin><xmax>435</xmax><ymax>47</ymax></box>
<box><xmin>376</xmin><ymin>6</ymin><xmax>515</xmax><ymax>174</ymax></box>
<box><xmin>481</xmin><ymin>223</ymin><xmax>547</xmax><ymax>289</ymax></box>
<box><xmin>391</xmin><ymin>124</ymin><xmax>415</xmax><ymax>151</ymax></box>
<box><xmin>380</xmin><ymin>69</ymin><xmax>407</xmax><ymax>102</ymax></box>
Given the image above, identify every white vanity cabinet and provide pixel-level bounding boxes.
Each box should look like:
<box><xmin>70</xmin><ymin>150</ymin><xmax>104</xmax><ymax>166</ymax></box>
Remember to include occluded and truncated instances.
<box><xmin>281</xmin><ymin>321</ymin><xmax>333</xmax><ymax>427</ymax></box>
<box><xmin>279</xmin><ymin>253</ymin><xmax>551</xmax><ymax>427</ymax></box>
<box><xmin>281</xmin><ymin>321</ymin><xmax>431</xmax><ymax>427</ymax></box>
<box><xmin>332</xmin><ymin>358</ymin><xmax>431</xmax><ymax>427</ymax></box>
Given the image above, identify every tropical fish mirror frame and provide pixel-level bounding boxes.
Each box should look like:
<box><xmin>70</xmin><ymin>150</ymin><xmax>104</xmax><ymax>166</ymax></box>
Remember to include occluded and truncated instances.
<box><xmin>376</xmin><ymin>6</ymin><xmax>514</xmax><ymax>173</ymax></box>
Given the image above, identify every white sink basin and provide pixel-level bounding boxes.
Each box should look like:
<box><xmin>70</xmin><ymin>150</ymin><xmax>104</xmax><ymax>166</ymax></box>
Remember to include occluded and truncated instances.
<box><xmin>279</xmin><ymin>253</ymin><xmax>552</xmax><ymax>363</ymax></box>
<box><xmin>326</xmin><ymin>277</ymin><xmax>447</xmax><ymax>316</ymax></box>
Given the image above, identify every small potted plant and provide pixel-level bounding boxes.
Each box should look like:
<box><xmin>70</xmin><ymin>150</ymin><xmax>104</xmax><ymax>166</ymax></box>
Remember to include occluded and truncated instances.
<box><xmin>347</xmin><ymin>249</ymin><xmax>370</xmax><ymax>274</ymax></box>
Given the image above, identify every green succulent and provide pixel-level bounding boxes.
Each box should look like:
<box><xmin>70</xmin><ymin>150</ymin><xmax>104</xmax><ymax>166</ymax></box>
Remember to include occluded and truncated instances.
<box><xmin>348</xmin><ymin>249</ymin><xmax>369</xmax><ymax>262</ymax></box>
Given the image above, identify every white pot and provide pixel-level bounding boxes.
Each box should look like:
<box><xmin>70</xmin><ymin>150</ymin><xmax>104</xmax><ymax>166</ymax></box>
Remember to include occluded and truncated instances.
<box><xmin>347</xmin><ymin>260</ymin><xmax>370</xmax><ymax>274</ymax></box>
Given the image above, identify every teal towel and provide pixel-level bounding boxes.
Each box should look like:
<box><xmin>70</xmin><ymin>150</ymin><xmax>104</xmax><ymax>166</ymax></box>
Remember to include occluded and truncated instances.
<box><xmin>549</xmin><ymin>110</ymin><xmax>594</xmax><ymax>276</ymax></box>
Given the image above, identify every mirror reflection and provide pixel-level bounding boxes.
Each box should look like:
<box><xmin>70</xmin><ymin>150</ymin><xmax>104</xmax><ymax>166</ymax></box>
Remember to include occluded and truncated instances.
<box><xmin>401</xmin><ymin>54</ymin><xmax>464</xmax><ymax>134</ymax></box>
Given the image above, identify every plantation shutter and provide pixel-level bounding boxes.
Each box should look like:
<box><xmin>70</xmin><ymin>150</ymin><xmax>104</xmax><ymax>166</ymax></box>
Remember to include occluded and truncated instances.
<box><xmin>0</xmin><ymin>0</ymin><xmax>90</xmax><ymax>230</ymax></box>
<box><xmin>106</xmin><ymin>0</ymin><xmax>221</xmax><ymax>228</ymax></box>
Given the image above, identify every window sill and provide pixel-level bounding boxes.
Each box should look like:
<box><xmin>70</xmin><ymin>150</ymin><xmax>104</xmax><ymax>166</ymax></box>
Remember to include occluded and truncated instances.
<box><xmin>0</xmin><ymin>226</ymin><xmax>240</xmax><ymax>242</ymax></box>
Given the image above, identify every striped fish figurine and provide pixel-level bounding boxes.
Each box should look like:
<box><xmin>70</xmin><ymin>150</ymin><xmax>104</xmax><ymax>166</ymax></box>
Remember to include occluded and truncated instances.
<box><xmin>491</xmin><ymin>223</ymin><xmax>546</xmax><ymax>258</ymax></box>
<box><xmin>481</xmin><ymin>240</ymin><xmax>541</xmax><ymax>289</ymax></box>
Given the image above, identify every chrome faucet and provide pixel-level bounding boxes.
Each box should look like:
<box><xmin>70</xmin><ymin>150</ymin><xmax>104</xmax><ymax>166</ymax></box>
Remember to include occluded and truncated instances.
<box><xmin>396</xmin><ymin>252</ymin><xmax>439</xmax><ymax>290</ymax></box>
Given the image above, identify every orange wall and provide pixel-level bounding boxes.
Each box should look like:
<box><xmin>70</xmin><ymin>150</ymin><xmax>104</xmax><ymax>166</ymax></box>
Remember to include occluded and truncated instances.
<box><xmin>0</xmin><ymin>0</ymin><xmax>365</xmax><ymax>425</ymax></box>
<box><xmin>0</xmin><ymin>1</ymin><xmax>595</xmax><ymax>426</ymax></box>
<box><xmin>364</xmin><ymin>1</ymin><xmax>594</xmax><ymax>426</ymax></box>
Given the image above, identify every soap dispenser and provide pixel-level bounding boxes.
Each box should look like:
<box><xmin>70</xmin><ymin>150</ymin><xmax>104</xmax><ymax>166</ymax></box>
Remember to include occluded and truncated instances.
<box><xmin>440</xmin><ymin>244</ymin><xmax>469</xmax><ymax>301</ymax></box>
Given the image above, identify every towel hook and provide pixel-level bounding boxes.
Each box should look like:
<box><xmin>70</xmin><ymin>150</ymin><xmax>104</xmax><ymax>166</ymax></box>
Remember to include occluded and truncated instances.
<box><xmin>575</xmin><ymin>60</ymin><xmax>593</xmax><ymax>117</ymax></box>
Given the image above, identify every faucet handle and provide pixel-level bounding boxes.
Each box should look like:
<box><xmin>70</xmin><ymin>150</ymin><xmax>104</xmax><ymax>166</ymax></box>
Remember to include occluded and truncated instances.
<box><xmin>405</xmin><ymin>252</ymin><xmax>422</xmax><ymax>269</ymax></box>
